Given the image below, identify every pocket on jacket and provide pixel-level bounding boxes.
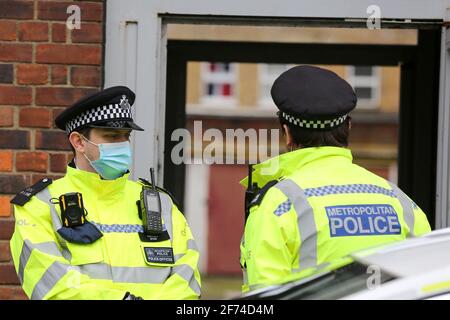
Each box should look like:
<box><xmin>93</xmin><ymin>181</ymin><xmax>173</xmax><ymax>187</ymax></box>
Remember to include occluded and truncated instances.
<box><xmin>66</xmin><ymin>239</ymin><xmax>104</xmax><ymax>266</ymax></box>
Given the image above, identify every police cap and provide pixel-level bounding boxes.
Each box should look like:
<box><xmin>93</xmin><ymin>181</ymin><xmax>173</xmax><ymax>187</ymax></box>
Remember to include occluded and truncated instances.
<box><xmin>271</xmin><ymin>65</ymin><xmax>357</xmax><ymax>130</ymax></box>
<box><xmin>55</xmin><ymin>86</ymin><xmax>144</xmax><ymax>134</ymax></box>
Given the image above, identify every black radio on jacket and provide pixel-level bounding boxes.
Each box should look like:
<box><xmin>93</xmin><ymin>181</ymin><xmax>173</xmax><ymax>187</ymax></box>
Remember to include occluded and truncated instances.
<box><xmin>139</xmin><ymin>168</ymin><xmax>164</xmax><ymax>236</ymax></box>
<box><xmin>59</xmin><ymin>192</ymin><xmax>86</xmax><ymax>227</ymax></box>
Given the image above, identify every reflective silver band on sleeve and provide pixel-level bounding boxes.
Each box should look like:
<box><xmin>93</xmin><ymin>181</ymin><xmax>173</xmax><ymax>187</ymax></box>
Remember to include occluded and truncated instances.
<box><xmin>275</xmin><ymin>179</ymin><xmax>318</xmax><ymax>272</ymax></box>
<box><xmin>18</xmin><ymin>240</ymin><xmax>63</xmax><ymax>285</ymax></box>
<box><xmin>388</xmin><ymin>182</ymin><xmax>416</xmax><ymax>237</ymax></box>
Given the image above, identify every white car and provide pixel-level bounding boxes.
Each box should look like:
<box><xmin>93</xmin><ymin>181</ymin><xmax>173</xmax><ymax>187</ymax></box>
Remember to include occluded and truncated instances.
<box><xmin>238</xmin><ymin>228</ymin><xmax>450</xmax><ymax>300</ymax></box>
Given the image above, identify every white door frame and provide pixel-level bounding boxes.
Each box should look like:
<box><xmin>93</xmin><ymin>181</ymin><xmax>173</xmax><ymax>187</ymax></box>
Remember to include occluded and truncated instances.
<box><xmin>436</xmin><ymin>21</ymin><xmax>450</xmax><ymax>229</ymax></box>
<box><xmin>104</xmin><ymin>0</ymin><xmax>450</xmax><ymax>228</ymax></box>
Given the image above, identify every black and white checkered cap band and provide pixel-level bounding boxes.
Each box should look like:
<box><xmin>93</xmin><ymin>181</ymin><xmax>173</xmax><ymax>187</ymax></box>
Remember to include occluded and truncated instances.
<box><xmin>281</xmin><ymin>112</ymin><xmax>348</xmax><ymax>129</ymax></box>
<box><xmin>65</xmin><ymin>104</ymin><xmax>132</xmax><ymax>134</ymax></box>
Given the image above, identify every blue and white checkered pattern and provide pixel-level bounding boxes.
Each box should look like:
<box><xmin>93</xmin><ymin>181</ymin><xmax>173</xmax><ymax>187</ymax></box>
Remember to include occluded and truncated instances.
<box><xmin>304</xmin><ymin>184</ymin><xmax>396</xmax><ymax>198</ymax></box>
<box><xmin>65</xmin><ymin>103</ymin><xmax>132</xmax><ymax>134</ymax></box>
<box><xmin>273</xmin><ymin>199</ymin><xmax>292</xmax><ymax>216</ymax></box>
<box><xmin>91</xmin><ymin>222</ymin><xmax>167</xmax><ymax>233</ymax></box>
<box><xmin>281</xmin><ymin>112</ymin><xmax>347</xmax><ymax>129</ymax></box>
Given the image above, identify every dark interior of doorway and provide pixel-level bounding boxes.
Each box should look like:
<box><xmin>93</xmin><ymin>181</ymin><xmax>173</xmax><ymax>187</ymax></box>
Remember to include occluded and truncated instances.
<box><xmin>164</xmin><ymin>29</ymin><xmax>441</xmax><ymax>227</ymax></box>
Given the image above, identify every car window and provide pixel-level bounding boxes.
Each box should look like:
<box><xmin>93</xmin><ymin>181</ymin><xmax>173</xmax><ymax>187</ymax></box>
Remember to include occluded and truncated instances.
<box><xmin>244</xmin><ymin>262</ymin><xmax>396</xmax><ymax>300</ymax></box>
<box><xmin>285</xmin><ymin>262</ymin><xmax>396</xmax><ymax>299</ymax></box>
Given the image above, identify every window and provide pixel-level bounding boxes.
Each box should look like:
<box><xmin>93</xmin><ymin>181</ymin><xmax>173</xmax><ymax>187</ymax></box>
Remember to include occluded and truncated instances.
<box><xmin>241</xmin><ymin>261</ymin><xmax>395</xmax><ymax>300</ymax></box>
<box><xmin>285</xmin><ymin>262</ymin><xmax>394</xmax><ymax>300</ymax></box>
<box><xmin>258</xmin><ymin>63</ymin><xmax>291</xmax><ymax>109</ymax></box>
<box><xmin>200</xmin><ymin>62</ymin><xmax>237</xmax><ymax>107</ymax></box>
<box><xmin>346</xmin><ymin>66</ymin><xmax>381</xmax><ymax>109</ymax></box>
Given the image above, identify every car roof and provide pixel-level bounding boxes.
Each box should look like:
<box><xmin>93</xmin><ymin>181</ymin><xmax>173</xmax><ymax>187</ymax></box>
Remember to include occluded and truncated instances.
<box><xmin>351</xmin><ymin>228</ymin><xmax>450</xmax><ymax>278</ymax></box>
<box><xmin>343</xmin><ymin>264</ymin><xmax>450</xmax><ymax>300</ymax></box>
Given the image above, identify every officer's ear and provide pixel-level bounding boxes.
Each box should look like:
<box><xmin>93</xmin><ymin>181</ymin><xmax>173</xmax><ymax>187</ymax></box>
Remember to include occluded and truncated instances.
<box><xmin>283</xmin><ymin>124</ymin><xmax>294</xmax><ymax>149</ymax></box>
<box><xmin>69</xmin><ymin>131</ymin><xmax>87</xmax><ymax>153</ymax></box>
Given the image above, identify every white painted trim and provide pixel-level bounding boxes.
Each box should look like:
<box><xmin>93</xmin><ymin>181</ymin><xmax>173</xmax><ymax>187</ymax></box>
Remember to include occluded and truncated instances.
<box><xmin>258</xmin><ymin>63</ymin><xmax>291</xmax><ymax>109</ymax></box>
<box><xmin>184</xmin><ymin>164</ymin><xmax>210</xmax><ymax>272</ymax></box>
<box><xmin>436</xmin><ymin>24</ymin><xmax>450</xmax><ymax>229</ymax></box>
<box><xmin>105</xmin><ymin>1</ymin><xmax>163</xmax><ymax>182</ymax></box>
<box><xmin>186</xmin><ymin>105</ymin><xmax>277</xmax><ymax>118</ymax></box>
<box><xmin>107</xmin><ymin>1</ymin><xmax>450</xmax><ymax>22</ymax></box>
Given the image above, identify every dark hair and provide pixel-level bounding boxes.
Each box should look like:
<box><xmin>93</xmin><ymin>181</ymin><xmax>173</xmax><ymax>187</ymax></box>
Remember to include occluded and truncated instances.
<box><xmin>69</xmin><ymin>127</ymin><xmax>92</xmax><ymax>155</ymax></box>
<box><xmin>278</xmin><ymin>112</ymin><xmax>350</xmax><ymax>148</ymax></box>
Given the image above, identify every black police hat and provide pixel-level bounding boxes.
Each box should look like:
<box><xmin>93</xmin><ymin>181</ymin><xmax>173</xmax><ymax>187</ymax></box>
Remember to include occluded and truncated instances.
<box><xmin>55</xmin><ymin>86</ymin><xmax>144</xmax><ymax>134</ymax></box>
<box><xmin>271</xmin><ymin>65</ymin><xmax>357</xmax><ymax>130</ymax></box>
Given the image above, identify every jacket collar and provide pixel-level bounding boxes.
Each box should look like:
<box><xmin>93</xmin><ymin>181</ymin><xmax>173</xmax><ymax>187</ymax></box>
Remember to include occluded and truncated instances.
<box><xmin>240</xmin><ymin>146</ymin><xmax>353</xmax><ymax>188</ymax></box>
<box><xmin>65</xmin><ymin>159</ymin><xmax>130</xmax><ymax>197</ymax></box>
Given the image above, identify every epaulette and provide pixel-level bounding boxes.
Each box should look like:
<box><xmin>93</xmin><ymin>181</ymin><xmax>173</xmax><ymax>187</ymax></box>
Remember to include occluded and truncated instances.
<box><xmin>138</xmin><ymin>178</ymin><xmax>181</xmax><ymax>209</ymax></box>
<box><xmin>248</xmin><ymin>180</ymin><xmax>279</xmax><ymax>208</ymax></box>
<box><xmin>10</xmin><ymin>178</ymin><xmax>53</xmax><ymax>206</ymax></box>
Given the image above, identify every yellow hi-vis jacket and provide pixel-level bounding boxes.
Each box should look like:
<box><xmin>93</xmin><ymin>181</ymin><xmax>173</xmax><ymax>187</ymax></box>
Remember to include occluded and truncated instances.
<box><xmin>240</xmin><ymin>147</ymin><xmax>431</xmax><ymax>292</ymax></box>
<box><xmin>10</xmin><ymin>165</ymin><xmax>201</xmax><ymax>300</ymax></box>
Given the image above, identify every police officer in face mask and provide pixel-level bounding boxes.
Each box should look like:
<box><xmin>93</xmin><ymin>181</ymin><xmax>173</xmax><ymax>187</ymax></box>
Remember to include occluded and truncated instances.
<box><xmin>9</xmin><ymin>86</ymin><xmax>201</xmax><ymax>300</ymax></box>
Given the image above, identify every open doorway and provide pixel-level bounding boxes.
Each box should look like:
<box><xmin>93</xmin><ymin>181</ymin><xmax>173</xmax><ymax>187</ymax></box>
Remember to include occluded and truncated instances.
<box><xmin>163</xmin><ymin>24</ymin><xmax>441</xmax><ymax>299</ymax></box>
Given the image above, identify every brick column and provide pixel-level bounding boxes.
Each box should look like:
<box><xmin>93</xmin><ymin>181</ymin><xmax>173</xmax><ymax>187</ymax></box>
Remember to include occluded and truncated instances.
<box><xmin>0</xmin><ymin>0</ymin><xmax>104</xmax><ymax>299</ymax></box>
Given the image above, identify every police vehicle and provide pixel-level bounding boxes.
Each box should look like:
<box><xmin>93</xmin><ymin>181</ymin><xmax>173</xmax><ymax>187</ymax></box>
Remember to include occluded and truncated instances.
<box><xmin>238</xmin><ymin>228</ymin><xmax>450</xmax><ymax>300</ymax></box>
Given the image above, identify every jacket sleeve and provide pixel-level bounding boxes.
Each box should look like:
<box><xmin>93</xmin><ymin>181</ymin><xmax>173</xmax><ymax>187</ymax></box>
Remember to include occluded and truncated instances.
<box><xmin>241</xmin><ymin>188</ymin><xmax>298</xmax><ymax>291</ymax></box>
<box><xmin>398</xmin><ymin>189</ymin><xmax>432</xmax><ymax>236</ymax></box>
<box><xmin>412</xmin><ymin>205</ymin><xmax>432</xmax><ymax>236</ymax></box>
<box><xmin>391</xmin><ymin>183</ymin><xmax>431</xmax><ymax>237</ymax></box>
<box><xmin>155</xmin><ymin>204</ymin><xmax>201</xmax><ymax>300</ymax></box>
<box><xmin>10</xmin><ymin>197</ymin><xmax>126</xmax><ymax>300</ymax></box>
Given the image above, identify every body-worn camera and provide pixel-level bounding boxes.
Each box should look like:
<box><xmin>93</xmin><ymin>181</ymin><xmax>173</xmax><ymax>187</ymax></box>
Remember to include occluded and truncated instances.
<box><xmin>59</xmin><ymin>192</ymin><xmax>86</xmax><ymax>227</ymax></box>
<box><xmin>139</xmin><ymin>168</ymin><xmax>164</xmax><ymax>236</ymax></box>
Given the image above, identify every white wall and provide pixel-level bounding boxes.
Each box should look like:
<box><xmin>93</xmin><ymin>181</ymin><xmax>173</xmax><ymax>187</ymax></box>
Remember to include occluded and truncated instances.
<box><xmin>184</xmin><ymin>164</ymin><xmax>210</xmax><ymax>272</ymax></box>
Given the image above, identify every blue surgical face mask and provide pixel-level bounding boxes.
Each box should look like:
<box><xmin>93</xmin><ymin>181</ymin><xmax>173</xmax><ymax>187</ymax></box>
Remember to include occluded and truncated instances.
<box><xmin>82</xmin><ymin>136</ymin><xmax>132</xmax><ymax>180</ymax></box>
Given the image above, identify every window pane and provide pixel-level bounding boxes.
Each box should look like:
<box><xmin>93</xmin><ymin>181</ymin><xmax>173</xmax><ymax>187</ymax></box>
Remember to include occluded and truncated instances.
<box><xmin>354</xmin><ymin>66</ymin><xmax>373</xmax><ymax>76</ymax></box>
<box><xmin>222</xmin><ymin>83</ymin><xmax>231</xmax><ymax>96</ymax></box>
<box><xmin>207</xmin><ymin>83</ymin><xmax>215</xmax><ymax>96</ymax></box>
<box><xmin>355</xmin><ymin>87</ymin><xmax>373</xmax><ymax>99</ymax></box>
<box><xmin>250</xmin><ymin>262</ymin><xmax>395</xmax><ymax>300</ymax></box>
<box><xmin>266</xmin><ymin>64</ymin><xmax>289</xmax><ymax>75</ymax></box>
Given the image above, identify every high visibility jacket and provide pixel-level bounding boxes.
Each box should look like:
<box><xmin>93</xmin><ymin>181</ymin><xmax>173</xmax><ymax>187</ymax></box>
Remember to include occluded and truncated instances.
<box><xmin>240</xmin><ymin>147</ymin><xmax>431</xmax><ymax>292</ymax></box>
<box><xmin>10</xmin><ymin>165</ymin><xmax>201</xmax><ymax>300</ymax></box>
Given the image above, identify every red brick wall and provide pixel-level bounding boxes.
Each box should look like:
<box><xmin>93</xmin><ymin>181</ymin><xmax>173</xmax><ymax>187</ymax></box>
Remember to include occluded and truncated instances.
<box><xmin>0</xmin><ymin>0</ymin><xmax>104</xmax><ymax>299</ymax></box>
<box><xmin>207</xmin><ymin>165</ymin><xmax>246</xmax><ymax>275</ymax></box>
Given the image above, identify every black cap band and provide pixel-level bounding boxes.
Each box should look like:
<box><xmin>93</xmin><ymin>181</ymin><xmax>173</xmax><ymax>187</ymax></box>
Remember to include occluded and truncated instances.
<box><xmin>65</xmin><ymin>99</ymin><xmax>132</xmax><ymax>134</ymax></box>
<box><xmin>281</xmin><ymin>112</ymin><xmax>348</xmax><ymax>130</ymax></box>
